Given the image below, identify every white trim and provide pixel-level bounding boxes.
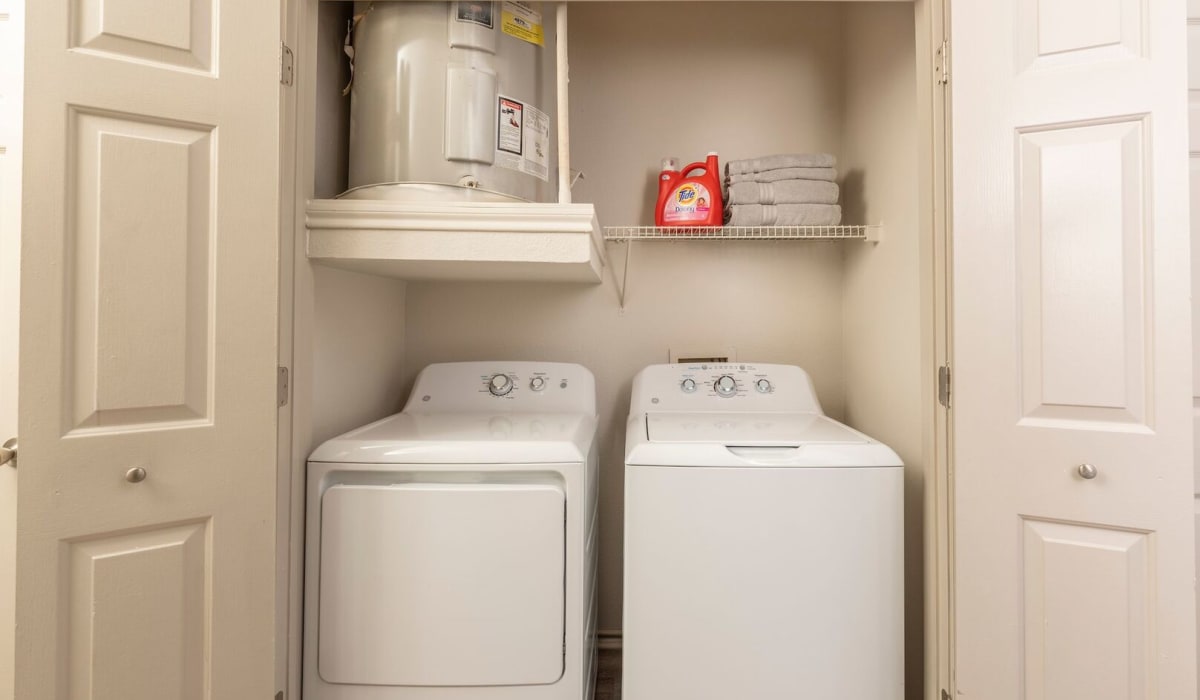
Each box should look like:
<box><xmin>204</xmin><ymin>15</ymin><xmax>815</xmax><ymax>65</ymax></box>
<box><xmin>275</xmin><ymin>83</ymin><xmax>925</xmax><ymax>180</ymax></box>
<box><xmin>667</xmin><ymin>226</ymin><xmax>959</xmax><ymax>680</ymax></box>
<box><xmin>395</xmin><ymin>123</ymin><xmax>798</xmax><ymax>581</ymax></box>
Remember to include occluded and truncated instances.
<box><xmin>0</xmin><ymin>2</ymin><xmax>22</xmax><ymax>698</ymax></box>
<box><xmin>306</xmin><ymin>200</ymin><xmax>605</xmax><ymax>283</ymax></box>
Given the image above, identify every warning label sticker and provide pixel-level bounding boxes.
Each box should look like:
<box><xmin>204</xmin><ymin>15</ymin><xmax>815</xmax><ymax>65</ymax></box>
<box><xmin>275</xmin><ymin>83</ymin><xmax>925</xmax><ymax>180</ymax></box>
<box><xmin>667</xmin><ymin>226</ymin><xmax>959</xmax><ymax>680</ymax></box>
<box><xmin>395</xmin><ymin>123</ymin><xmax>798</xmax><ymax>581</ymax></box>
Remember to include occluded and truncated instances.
<box><xmin>455</xmin><ymin>1</ymin><xmax>494</xmax><ymax>29</ymax></box>
<box><xmin>497</xmin><ymin>97</ymin><xmax>523</xmax><ymax>156</ymax></box>
<box><xmin>495</xmin><ymin>96</ymin><xmax>549</xmax><ymax>182</ymax></box>
<box><xmin>501</xmin><ymin>1</ymin><xmax>544</xmax><ymax>46</ymax></box>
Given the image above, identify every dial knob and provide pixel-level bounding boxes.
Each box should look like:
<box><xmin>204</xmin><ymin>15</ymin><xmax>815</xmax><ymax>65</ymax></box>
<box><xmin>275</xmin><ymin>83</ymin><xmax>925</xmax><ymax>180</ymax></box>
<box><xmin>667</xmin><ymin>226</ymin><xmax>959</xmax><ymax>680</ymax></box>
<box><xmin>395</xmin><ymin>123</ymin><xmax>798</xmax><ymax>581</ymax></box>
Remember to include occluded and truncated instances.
<box><xmin>681</xmin><ymin>378</ymin><xmax>697</xmax><ymax>393</ymax></box>
<box><xmin>755</xmin><ymin>378</ymin><xmax>772</xmax><ymax>394</ymax></box>
<box><xmin>714</xmin><ymin>375</ymin><xmax>737</xmax><ymax>397</ymax></box>
<box><xmin>488</xmin><ymin>373</ymin><xmax>514</xmax><ymax>396</ymax></box>
<box><xmin>530</xmin><ymin>376</ymin><xmax>547</xmax><ymax>392</ymax></box>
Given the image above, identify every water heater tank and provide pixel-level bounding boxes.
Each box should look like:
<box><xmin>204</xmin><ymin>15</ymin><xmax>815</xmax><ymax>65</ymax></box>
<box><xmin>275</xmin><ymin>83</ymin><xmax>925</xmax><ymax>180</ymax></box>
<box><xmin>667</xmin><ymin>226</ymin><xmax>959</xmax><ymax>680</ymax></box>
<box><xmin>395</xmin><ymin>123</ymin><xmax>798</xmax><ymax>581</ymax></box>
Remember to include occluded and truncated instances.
<box><xmin>347</xmin><ymin>1</ymin><xmax>557</xmax><ymax>203</ymax></box>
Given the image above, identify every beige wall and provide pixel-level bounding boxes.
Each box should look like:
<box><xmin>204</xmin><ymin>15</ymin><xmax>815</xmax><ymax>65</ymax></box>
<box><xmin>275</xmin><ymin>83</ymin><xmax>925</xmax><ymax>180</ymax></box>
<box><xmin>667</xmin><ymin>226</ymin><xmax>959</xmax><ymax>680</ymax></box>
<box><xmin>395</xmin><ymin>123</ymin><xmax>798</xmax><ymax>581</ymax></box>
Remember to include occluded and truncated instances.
<box><xmin>310</xmin><ymin>266</ymin><xmax>409</xmax><ymax>448</ymax></box>
<box><xmin>404</xmin><ymin>2</ymin><xmax>928</xmax><ymax>637</ymax></box>
<box><xmin>305</xmin><ymin>2</ymin><xmax>410</xmax><ymax>450</ymax></box>
<box><xmin>0</xmin><ymin>2</ymin><xmax>21</xmax><ymax>699</ymax></box>
<box><xmin>840</xmin><ymin>4</ymin><xmax>921</xmax><ymax>698</ymax></box>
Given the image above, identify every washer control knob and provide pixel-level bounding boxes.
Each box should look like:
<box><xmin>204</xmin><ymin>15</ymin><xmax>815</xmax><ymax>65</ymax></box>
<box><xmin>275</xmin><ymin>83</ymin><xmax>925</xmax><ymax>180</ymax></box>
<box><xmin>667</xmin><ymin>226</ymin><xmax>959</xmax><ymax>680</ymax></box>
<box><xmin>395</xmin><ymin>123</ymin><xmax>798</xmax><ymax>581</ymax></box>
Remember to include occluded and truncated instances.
<box><xmin>755</xmin><ymin>378</ymin><xmax>772</xmax><ymax>394</ymax></box>
<box><xmin>530</xmin><ymin>376</ymin><xmax>547</xmax><ymax>392</ymax></box>
<box><xmin>681</xmin><ymin>378</ymin><xmax>698</xmax><ymax>393</ymax></box>
<box><xmin>488</xmin><ymin>373</ymin><xmax>514</xmax><ymax>396</ymax></box>
<box><xmin>715</xmin><ymin>375</ymin><xmax>737</xmax><ymax>397</ymax></box>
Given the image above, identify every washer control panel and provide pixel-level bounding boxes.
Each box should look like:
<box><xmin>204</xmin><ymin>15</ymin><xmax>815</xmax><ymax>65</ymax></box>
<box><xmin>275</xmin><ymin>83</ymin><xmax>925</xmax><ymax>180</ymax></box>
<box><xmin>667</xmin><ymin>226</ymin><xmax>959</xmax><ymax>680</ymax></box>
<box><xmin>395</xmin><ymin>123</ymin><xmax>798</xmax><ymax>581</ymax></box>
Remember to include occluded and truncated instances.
<box><xmin>477</xmin><ymin>368</ymin><xmax>575</xmax><ymax>400</ymax></box>
<box><xmin>674</xmin><ymin>364</ymin><xmax>776</xmax><ymax>400</ymax></box>
<box><xmin>405</xmin><ymin>361</ymin><xmax>597</xmax><ymax>415</ymax></box>
<box><xmin>633</xmin><ymin>363</ymin><xmax>822</xmax><ymax>414</ymax></box>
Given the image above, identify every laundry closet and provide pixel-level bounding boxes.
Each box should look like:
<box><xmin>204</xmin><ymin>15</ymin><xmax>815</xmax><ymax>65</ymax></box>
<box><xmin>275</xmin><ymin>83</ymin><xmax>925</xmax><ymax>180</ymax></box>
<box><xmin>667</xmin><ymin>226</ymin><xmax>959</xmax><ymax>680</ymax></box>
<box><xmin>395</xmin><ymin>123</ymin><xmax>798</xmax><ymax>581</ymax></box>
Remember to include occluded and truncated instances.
<box><xmin>11</xmin><ymin>0</ymin><xmax>1200</xmax><ymax>697</ymax></box>
<box><xmin>288</xmin><ymin>1</ymin><xmax>936</xmax><ymax>698</ymax></box>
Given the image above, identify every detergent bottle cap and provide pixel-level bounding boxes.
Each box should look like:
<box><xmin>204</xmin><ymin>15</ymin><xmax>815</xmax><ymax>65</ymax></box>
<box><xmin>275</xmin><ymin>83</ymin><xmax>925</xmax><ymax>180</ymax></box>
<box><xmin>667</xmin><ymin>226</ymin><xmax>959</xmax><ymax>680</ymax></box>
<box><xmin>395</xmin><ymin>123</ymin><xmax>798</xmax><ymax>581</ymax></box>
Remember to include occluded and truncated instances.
<box><xmin>706</xmin><ymin>151</ymin><xmax>719</xmax><ymax>157</ymax></box>
<box><xmin>661</xmin><ymin>157</ymin><xmax>680</xmax><ymax>172</ymax></box>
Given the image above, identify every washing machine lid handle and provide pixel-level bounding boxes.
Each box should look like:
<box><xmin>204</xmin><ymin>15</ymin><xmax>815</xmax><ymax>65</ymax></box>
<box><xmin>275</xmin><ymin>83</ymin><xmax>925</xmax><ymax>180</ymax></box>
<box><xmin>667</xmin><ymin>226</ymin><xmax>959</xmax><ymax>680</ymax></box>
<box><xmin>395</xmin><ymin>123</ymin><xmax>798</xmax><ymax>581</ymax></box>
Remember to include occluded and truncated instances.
<box><xmin>644</xmin><ymin>411</ymin><xmax>870</xmax><ymax>446</ymax></box>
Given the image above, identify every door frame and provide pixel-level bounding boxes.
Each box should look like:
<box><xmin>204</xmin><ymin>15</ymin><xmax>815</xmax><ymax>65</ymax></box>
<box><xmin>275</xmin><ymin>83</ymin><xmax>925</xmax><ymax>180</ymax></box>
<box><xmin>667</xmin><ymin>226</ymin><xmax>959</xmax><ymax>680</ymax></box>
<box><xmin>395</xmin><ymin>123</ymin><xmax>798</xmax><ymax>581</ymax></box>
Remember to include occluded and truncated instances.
<box><xmin>280</xmin><ymin>0</ymin><xmax>316</xmax><ymax>697</ymax></box>
<box><xmin>921</xmin><ymin>0</ymin><xmax>953</xmax><ymax>699</ymax></box>
<box><xmin>0</xmin><ymin>3</ymin><xmax>22</xmax><ymax>699</ymax></box>
<box><xmin>277</xmin><ymin>0</ymin><xmax>300</xmax><ymax>697</ymax></box>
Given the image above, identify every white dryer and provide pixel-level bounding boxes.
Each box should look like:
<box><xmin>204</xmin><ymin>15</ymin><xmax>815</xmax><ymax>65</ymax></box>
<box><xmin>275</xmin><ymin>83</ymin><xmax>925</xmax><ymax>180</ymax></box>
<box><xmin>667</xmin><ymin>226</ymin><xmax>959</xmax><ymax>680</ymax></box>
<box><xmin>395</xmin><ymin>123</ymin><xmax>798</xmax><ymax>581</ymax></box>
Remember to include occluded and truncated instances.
<box><xmin>623</xmin><ymin>363</ymin><xmax>903</xmax><ymax>700</ymax></box>
<box><xmin>304</xmin><ymin>362</ymin><xmax>599</xmax><ymax>700</ymax></box>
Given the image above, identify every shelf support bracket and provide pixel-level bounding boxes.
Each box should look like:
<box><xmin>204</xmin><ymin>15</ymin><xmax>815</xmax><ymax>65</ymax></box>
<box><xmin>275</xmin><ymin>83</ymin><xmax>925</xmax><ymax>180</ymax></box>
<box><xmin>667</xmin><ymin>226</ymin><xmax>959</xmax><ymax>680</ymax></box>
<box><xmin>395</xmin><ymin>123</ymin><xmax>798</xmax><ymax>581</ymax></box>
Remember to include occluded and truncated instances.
<box><xmin>607</xmin><ymin>239</ymin><xmax>633</xmax><ymax>311</ymax></box>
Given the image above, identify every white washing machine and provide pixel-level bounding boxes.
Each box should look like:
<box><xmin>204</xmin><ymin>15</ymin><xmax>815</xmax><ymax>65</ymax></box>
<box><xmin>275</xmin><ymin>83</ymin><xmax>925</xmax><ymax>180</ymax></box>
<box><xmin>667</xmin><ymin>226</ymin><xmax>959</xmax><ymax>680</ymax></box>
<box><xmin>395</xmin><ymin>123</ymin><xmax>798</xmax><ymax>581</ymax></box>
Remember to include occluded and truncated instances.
<box><xmin>623</xmin><ymin>363</ymin><xmax>903</xmax><ymax>700</ymax></box>
<box><xmin>304</xmin><ymin>361</ymin><xmax>599</xmax><ymax>700</ymax></box>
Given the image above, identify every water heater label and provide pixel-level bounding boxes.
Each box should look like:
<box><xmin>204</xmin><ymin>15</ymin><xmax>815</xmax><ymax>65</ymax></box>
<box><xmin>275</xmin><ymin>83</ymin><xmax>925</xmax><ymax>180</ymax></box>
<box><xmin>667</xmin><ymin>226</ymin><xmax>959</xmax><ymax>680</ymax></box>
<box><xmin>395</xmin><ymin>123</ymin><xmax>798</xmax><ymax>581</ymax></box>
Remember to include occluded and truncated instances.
<box><xmin>501</xmin><ymin>1</ymin><xmax>544</xmax><ymax>46</ymax></box>
<box><xmin>496</xmin><ymin>96</ymin><xmax>550</xmax><ymax>182</ymax></box>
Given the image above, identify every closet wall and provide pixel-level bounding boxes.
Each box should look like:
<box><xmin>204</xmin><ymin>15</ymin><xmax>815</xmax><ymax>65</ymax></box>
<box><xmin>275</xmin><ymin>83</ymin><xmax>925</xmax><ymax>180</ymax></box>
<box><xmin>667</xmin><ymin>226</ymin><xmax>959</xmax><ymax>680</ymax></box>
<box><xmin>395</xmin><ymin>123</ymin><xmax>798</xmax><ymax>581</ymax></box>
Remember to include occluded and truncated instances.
<box><xmin>403</xmin><ymin>9</ymin><xmax>922</xmax><ymax>694</ymax></box>
<box><xmin>840</xmin><ymin>3</ymin><xmax>923</xmax><ymax>694</ymax></box>
<box><xmin>304</xmin><ymin>2</ymin><xmax>410</xmax><ymax>451</ymax></box>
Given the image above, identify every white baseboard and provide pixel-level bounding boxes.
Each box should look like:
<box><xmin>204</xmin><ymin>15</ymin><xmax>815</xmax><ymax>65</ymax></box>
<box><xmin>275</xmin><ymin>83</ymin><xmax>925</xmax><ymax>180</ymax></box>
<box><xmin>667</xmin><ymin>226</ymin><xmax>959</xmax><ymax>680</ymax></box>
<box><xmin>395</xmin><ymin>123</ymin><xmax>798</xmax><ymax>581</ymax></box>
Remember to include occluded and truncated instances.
<box><xmin>597</xmin><ymin>629</ymin><xmax>622</xmax><ymax>651</ymax></box>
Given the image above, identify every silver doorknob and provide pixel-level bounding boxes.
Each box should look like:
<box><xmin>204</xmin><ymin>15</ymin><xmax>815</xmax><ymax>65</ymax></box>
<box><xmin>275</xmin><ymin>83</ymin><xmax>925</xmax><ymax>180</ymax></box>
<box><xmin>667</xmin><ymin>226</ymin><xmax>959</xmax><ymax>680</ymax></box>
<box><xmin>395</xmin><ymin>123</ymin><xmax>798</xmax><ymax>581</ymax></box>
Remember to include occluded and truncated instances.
<box><xmin>1077</xmin><ymin>463</ymin><xmax>1098</xmax><ymax>480</ymax></box>
<box><xmin>125</xmin><ymin>467</ymin><xmax>147</xmax><ymax>483</ymax></box>
<box><xmin>0</xmin><ymin>437</ymin><xmax>15</xmax><ymax>468</ymax></box>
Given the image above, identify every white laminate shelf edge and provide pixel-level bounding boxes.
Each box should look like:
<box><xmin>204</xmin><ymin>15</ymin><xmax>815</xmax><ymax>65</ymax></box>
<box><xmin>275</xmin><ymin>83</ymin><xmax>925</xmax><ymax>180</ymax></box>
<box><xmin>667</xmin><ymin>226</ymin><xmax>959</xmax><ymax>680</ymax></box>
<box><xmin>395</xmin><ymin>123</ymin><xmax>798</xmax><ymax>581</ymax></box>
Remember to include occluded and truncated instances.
<box><xmin>305</xmin><ymin>199</ymin><xmax>607</xmax><ymax>283</ymax></box>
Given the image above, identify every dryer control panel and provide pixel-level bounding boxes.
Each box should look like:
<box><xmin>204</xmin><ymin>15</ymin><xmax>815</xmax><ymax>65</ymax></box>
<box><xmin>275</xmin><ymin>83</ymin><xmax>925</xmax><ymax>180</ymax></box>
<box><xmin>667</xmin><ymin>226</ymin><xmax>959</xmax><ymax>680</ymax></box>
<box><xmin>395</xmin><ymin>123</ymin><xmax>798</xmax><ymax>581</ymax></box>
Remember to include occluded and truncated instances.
<box><xmin>630</xmin><ymin>363</ymin><xmax>823</xmax><ymax>414</ymax></box>
<box><xmin>404</xmin><ymin>361</ymin><xmax>597</xmax><ymax>415</ymax></box>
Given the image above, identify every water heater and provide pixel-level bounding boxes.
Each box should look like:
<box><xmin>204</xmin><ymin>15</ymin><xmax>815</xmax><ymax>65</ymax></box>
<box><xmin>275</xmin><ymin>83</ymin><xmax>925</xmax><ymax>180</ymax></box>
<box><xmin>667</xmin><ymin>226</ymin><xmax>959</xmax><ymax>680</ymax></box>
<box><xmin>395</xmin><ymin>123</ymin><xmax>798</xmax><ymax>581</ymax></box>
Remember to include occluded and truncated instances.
<box><xmin>347</xmin><ymin>1</ymin><xmax>557</xmax><ymax>203</ymax></box>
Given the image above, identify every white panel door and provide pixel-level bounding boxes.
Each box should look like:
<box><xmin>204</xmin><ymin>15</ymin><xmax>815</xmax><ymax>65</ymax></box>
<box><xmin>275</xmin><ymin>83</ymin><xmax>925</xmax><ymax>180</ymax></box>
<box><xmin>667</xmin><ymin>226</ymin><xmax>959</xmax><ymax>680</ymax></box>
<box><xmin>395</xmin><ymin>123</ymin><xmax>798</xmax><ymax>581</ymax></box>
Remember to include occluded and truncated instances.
<box><xmin>17</xmin><ymin>0</ymin><xmax>281</xmax><ymax>698</ymax></box>
<box><xmin>952</xmin><ymin>1</ymin><xmax>1195</xmax><ymax>698</ymax></box>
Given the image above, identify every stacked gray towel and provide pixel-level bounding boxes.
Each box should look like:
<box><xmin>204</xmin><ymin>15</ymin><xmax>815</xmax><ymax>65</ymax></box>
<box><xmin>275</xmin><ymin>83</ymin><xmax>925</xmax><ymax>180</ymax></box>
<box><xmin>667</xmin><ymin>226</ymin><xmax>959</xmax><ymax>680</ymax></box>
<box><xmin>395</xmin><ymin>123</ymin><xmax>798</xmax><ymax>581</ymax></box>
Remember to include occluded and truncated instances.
<box><xmin>724</xmin><ymin>153</ymin><xmax>842</xmax><ymax>227</ymax></box>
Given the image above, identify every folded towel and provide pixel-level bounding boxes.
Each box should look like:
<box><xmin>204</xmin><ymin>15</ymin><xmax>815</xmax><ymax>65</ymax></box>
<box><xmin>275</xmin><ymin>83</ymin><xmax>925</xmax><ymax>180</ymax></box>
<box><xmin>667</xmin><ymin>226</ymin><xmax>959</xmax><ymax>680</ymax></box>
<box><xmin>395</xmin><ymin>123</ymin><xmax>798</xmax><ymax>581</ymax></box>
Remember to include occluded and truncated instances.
<box><xmin>726</xmin><ymin>153</ymin><xmax>837</xmax><ymax>176</ymax></box>
<box><xmin>727</xmin><ymin>167</ymin><xmax>837</xmax><ymax>184</ymax></box>
<box><xmin>727</xmin><ymin>180</ymin><xmax>840</xmax><ymax>206</ymax></box>
<box><xmin>726</xmin><ymin>203</ymin><xmax>842</xmax><ymax>227</ymax></box>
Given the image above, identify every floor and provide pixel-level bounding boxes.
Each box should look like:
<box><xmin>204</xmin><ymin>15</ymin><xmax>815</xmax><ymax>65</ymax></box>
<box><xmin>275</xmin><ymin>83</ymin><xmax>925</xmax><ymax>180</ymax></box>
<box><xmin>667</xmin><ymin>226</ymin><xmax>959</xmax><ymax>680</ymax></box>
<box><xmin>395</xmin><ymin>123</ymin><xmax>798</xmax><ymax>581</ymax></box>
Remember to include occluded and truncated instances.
<box><xmin>595</xmin><ymin>648</ymin><xmax>621</xmax><ymax>700</ymax></box>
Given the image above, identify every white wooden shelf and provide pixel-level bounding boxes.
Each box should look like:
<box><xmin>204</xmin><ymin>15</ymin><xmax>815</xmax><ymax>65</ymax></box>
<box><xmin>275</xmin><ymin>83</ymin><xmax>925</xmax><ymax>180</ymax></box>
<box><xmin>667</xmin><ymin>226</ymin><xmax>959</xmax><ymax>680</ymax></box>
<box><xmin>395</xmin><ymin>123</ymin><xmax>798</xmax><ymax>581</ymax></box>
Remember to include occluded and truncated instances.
<box><xmin>306</xmin><ymin>199</ymin><xmax>606</xmax><ymax>283</ymax></box>
<box><xmin>603</xmin><ymin>224</ymin><xmax>882</xmax><ymax>308</ymax></box>
<box><xmin>603</xmin><ymin>224</ymin><xmax>881</xmax><ymax>242</ymax></box>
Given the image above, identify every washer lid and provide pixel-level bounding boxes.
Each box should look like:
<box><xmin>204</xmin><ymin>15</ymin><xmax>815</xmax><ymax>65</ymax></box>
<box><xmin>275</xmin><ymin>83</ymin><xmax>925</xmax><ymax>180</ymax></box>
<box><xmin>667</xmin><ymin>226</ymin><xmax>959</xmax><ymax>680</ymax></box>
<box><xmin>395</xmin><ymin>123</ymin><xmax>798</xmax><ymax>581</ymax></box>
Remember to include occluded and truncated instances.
<box><xmin>646</xmin><ymin>412</ymin><xmax>869</xmax><ymax>446</ymax></box>
<box><xmin>627</xmin><ymin>412</ymin><xmax>902</xmax><ymax>468</ymax></box>
<box><xmin>308</xmin><ymin>412</ymin><xmax>597</xmax><ymax>464</ymax></box>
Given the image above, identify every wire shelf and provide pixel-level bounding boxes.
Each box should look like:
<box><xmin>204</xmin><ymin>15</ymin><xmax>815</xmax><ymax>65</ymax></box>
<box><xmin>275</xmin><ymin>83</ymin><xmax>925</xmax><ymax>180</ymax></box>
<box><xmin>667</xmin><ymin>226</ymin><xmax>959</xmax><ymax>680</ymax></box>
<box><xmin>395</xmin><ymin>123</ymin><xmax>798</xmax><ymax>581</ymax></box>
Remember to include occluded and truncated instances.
<box><xmin>603</xmin><ymin>224</ymin><xmax>880</xmax><ymax>242</ymax></box>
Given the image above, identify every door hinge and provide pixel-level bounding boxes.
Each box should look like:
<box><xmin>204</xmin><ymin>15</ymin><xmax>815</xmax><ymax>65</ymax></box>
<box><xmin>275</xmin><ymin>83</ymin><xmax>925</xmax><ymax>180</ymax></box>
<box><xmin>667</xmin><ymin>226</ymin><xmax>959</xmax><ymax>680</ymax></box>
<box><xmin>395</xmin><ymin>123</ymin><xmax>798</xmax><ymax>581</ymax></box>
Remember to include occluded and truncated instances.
<box><xmin>935</xmin><ymin>39</ymin><xmax>949</xmax><ymax>85</ymax></box>
<box><xmin>278</xmin><ymin>366</ymin><xmax>290</xmax><ymax>407</ymax></box>
<box><xmin>280</xmin><ymin>42</ymin><xmax>294</xmax><ymax>86</ymax></box>
<box><xmin>938</xmin><ymin>364</ymin><xmax>951</xmax><ymax>409</ymax></box>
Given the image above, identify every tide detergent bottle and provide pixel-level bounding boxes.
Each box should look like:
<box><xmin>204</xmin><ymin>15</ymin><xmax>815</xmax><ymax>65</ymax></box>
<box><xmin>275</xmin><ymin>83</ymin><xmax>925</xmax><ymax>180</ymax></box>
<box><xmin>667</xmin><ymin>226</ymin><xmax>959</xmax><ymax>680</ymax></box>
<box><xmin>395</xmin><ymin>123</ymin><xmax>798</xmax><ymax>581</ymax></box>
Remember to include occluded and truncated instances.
<box><xmin>655</xmin><ymin>152</ymin><xmax>723</xmax><ymax>227</ymax></box>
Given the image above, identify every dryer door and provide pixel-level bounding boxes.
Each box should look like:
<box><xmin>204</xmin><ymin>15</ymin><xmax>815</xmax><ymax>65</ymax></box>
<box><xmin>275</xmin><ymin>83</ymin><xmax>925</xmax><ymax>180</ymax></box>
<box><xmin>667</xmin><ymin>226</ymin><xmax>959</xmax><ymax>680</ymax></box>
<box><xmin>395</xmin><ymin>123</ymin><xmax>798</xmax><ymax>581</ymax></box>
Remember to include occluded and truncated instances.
<box><xmin>317</xmin><ymin>482</ymin><xmax>566</xmax><ymax>686</ymax></box>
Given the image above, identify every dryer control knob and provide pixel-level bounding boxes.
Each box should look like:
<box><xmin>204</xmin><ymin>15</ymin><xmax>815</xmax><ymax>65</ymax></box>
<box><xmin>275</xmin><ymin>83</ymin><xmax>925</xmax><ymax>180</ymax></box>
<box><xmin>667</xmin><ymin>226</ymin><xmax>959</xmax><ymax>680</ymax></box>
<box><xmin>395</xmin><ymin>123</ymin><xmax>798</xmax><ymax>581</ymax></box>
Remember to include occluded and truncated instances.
<box><xmin>755</xmin><ymin>378</ymin><xmax>772</xmax><ymax>394</ymax></box>
<box><xmin>715</xmin><ymin>375</ymin><xmax>737</xmax><ymax>397</ymax></box>
<box><xmin>488</xmin><ymin>373</ymin><xmax>514</xmax><ymax>396</ymax></box>
<box><xmin>681</xmin><ymin>378</ymin><xmax>697</xmax><ymax>393</ymax></box>
<box><xmin>530</xmin><ymin>376</ymin><xmax>547</xmax><ymax>392</ymax></box>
